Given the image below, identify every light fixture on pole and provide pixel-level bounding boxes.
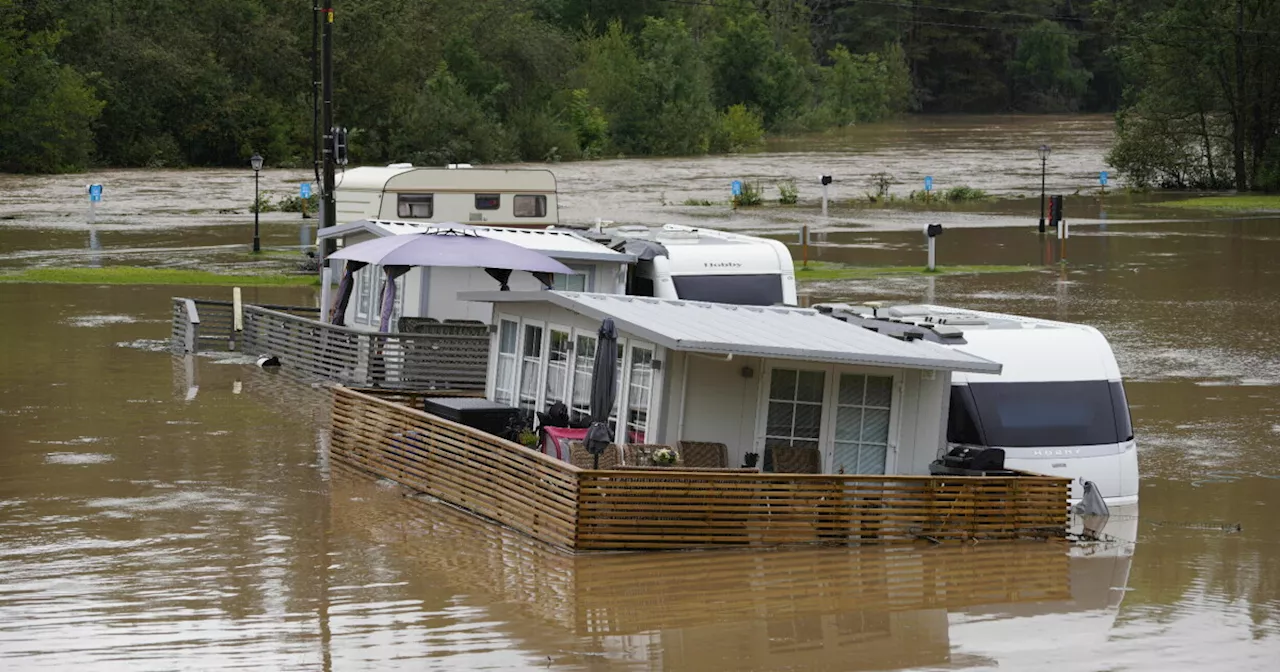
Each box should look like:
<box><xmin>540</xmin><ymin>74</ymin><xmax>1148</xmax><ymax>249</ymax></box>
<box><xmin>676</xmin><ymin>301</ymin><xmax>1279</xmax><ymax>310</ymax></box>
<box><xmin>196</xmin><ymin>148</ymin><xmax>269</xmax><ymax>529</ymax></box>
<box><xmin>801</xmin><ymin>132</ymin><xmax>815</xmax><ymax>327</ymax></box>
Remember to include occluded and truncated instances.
<box><xmin>254</xmin><ymin>151</ymin><xmax>267</xmax><ymax>250</ymax></box>
<box><xmin>1037</xmin><ymin>144</ymin><xmax>1050</xmax><ymax>233</ymax></box>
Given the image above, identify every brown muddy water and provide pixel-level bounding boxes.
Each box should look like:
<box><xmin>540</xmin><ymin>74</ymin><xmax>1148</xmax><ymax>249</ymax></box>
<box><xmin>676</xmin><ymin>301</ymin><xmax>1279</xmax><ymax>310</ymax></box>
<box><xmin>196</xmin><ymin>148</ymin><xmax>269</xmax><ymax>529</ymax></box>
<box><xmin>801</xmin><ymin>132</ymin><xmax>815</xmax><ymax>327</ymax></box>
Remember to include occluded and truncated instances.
<box><xmin>1</xmin><ymin>115</ymin><xmax>1278</xmax><ymax>670</ymax></box>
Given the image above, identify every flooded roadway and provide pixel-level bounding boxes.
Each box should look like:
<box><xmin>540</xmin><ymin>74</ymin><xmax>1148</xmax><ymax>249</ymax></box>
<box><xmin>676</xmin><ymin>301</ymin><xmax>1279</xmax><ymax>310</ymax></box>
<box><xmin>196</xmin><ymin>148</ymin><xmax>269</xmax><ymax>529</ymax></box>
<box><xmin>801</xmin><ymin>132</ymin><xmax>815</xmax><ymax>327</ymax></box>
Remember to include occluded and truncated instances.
<box><xmin>1</xmin><ymin>115</ymin><xmax>1278</xmax><ymax>670</ymax></box>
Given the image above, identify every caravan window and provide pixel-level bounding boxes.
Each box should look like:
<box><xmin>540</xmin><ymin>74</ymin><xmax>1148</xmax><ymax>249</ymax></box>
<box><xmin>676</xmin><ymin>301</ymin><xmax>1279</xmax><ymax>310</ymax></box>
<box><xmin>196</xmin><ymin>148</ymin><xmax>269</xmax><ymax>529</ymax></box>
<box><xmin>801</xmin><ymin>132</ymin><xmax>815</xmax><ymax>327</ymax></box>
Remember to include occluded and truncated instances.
<box><xmin>397</xmin><ymin>194</ymin><xmax>433</xmax><ymax>218</ymax></box>
<box><xmin>514</xmin><ymin>194</ymin><xmax>547</xmax><ymax>217</ymax></box>
<box><xmin>475</xmin><ymin>194</ymin><xmax>501</xmax><ymax>210</ymax></box>
<box><xmin>671</xmin><ymin>274</ymin><xmax>785</xmax><ymax>306</ymax></box>
<box><xmin>953</xmin><ymin>381</ymin><xmax>1133</xmax><ymax>448</ymax></box>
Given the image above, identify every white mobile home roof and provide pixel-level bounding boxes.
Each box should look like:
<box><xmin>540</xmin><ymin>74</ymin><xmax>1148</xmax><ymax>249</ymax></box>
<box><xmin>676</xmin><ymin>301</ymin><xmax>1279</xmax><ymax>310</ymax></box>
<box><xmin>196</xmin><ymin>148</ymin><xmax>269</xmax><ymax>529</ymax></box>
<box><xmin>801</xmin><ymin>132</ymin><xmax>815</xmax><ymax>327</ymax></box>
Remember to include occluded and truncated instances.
<box><xmin>317</xmin><ymin>220</ymin><xmax>634</xmax><ymax>263</ymax></box>
<box><xmin>459</xmin><ymin>291</ymin><xmax>1002</xmax><ymax>374</ymax></box>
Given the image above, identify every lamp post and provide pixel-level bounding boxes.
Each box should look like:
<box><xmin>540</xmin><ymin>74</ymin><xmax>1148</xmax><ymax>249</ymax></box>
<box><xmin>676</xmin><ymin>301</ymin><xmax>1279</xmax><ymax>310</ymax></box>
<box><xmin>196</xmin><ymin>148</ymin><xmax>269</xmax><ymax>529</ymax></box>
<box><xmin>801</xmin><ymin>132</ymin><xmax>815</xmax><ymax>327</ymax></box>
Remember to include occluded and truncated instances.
<box><xmin>254</xmin><ymin>152</ymin><xmax>267</xmax><ymax>253</ymax></box>
<box><xmin>1037</xmin><ymin>144</ymin><xmax>1050</xmax><ymax>233</ymax></box>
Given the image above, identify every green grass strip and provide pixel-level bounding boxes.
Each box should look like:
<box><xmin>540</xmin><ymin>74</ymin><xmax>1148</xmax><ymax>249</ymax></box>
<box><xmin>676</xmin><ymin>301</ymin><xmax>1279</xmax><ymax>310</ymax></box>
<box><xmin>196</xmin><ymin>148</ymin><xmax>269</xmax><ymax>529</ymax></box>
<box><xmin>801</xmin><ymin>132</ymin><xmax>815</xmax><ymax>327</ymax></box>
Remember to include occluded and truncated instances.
<box><xmin>796</xmin><ymin>262</ymin><xmax>1038</xmax><ymax>282</ymax></box>
<box><xmin>1152</xmin><ymin>195</ymin><xmax>1280</xmax><ymax>212</ymax></box>
<box><xmin>0</xmin><ymin>266</ymin><xmax>319</xmax><ymax>286</ymax></box>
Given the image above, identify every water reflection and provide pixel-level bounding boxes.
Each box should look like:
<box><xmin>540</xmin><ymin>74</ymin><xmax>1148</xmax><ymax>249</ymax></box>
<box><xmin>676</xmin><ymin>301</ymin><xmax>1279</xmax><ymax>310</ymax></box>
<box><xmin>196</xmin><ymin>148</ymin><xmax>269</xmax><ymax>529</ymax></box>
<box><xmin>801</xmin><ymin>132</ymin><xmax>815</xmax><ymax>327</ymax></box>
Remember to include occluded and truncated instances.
<box><xmin>329</xmin><ymin>470</ymin><xmax>1134</xmax><ymax>671</ymax></box>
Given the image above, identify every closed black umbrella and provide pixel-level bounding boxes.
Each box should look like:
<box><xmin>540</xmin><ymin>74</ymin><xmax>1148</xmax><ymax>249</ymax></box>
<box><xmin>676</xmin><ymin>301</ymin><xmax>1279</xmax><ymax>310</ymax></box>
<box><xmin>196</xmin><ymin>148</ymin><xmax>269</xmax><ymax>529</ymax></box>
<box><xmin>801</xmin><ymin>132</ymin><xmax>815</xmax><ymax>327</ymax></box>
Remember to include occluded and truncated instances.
<box><xmin>584</xmin><ymin>318</ymin><xmax>618</xmax><ymax>469</ymax></box>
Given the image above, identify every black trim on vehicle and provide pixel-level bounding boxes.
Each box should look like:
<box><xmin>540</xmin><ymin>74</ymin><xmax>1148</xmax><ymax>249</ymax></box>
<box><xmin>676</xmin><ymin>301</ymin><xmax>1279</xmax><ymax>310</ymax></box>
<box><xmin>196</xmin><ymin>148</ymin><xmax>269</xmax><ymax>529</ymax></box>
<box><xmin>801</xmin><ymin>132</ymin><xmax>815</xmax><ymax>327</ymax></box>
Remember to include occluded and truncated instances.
<box><xmin>947</xmin><ymin>380</ymin><xmax>1134</xmax><ymax>448</ymax></box>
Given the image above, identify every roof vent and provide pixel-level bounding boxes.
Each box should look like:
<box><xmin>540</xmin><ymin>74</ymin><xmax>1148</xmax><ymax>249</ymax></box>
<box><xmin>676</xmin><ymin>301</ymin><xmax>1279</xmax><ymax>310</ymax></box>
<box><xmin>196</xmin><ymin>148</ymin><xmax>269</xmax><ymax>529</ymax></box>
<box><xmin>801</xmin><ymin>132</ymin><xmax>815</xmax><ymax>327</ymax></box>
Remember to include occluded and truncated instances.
<box><xmin>387</xmin><ymin>162</ymin><xmax>413</xmax><ymax>169</ymax></box>
<box><xmin>447</xmin><ymin>163</ymin><xmax>473</xmax><ymax>169</ymax></box>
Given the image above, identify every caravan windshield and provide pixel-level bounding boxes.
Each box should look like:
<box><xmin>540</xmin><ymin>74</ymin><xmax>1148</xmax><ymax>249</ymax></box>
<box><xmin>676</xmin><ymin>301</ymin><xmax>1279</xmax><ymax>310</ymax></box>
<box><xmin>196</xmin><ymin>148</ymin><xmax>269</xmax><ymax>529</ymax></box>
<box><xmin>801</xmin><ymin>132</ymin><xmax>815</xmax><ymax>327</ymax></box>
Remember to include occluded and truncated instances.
<box><xmin>948</xmin><ymin>381</ymin><xmax>1133</xmax><ymax>448</ymax></box>
<box><xmin>671</xmin><ymin>274</ymin><xmax>784</xmax><ymax>306</ymax></box>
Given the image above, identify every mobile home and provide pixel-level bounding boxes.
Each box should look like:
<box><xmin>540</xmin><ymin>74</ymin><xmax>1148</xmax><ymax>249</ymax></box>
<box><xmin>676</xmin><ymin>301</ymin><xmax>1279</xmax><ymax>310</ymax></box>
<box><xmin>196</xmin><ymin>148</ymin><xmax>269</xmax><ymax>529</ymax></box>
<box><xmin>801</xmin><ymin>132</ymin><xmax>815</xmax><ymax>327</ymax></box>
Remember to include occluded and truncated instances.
<box><xmin>459</xmin><ymin>291</ymin><xmax>1002</xmax><ymax>475</ymax></box>
<box><xmin>316</xmin><ymin>220</ymin><xmax>634</xmax><ymax>328</ymax></box>
<box><xmin>334</xmin><ymin>164</ymin><xmax>558</xmax><ymax>228</ymax></box>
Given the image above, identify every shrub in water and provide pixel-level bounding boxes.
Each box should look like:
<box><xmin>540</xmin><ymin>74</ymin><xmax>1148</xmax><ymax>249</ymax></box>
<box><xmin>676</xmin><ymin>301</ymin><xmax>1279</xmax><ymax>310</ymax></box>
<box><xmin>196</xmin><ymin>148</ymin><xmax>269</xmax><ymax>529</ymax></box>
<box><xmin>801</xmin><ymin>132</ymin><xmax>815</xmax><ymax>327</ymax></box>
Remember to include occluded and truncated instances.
<box><xmin>778</xmin><ymin>179</ymin><xmax>798</xmax><ymax>205</ymax></box>
<box><xmin>732</xmin><ymin>180</ymin><xmax>762</xmax><ymax>207</ymax></box>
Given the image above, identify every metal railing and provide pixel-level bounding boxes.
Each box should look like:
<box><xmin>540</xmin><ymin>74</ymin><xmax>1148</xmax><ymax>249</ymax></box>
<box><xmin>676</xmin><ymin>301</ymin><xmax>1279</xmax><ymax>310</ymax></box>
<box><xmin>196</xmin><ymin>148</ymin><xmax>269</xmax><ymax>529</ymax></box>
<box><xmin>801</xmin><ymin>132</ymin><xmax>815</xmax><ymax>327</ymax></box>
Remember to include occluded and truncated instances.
<box><xmin>241</xmin><ymin>305</ymin><xmax>489</xmax><ymax>390</ymax></box>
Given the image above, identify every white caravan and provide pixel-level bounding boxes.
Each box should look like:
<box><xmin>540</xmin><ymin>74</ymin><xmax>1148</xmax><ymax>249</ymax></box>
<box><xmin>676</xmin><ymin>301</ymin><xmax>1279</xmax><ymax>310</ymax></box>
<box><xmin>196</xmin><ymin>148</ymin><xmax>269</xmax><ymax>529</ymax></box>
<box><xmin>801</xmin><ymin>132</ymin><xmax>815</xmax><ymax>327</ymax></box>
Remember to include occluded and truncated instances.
<box><xmin>591</xmin><ymin>224</ymin><xmax>798</xmax><ymax>306</ymax></box>
<box><xmin>334</xmin><ymin>164</ymin><xmax>558</xmax><ymax>228</ymax></box>
<box><xmin>815</xmin><ymin>303</ymin><xmax>1139</xmax><ymax>506</ymax></box>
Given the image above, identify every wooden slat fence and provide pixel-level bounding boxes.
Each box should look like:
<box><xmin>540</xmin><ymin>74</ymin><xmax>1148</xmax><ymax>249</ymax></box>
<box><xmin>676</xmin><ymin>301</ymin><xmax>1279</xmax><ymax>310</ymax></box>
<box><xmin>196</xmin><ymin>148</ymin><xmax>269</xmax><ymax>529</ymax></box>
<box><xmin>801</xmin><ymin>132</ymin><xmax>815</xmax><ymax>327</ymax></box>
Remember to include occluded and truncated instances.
<box><xmin>241</xmin><ymin>305</ymin><xmax>489</xmax><ymax>390</ymax></box>
<box><xmin>170</xmin><ymin>297</ymin><xmax>319</xmax><ymax>353</ymax></box>
<box><xmin>330</xmin><ymin>387</ymin><xmax>1071</xmax><ymax>552</ymax></box>
<box><xmin>330</xmin><ymin>385</ymin><xmax>580</xmax><ymax>549</ymax></box>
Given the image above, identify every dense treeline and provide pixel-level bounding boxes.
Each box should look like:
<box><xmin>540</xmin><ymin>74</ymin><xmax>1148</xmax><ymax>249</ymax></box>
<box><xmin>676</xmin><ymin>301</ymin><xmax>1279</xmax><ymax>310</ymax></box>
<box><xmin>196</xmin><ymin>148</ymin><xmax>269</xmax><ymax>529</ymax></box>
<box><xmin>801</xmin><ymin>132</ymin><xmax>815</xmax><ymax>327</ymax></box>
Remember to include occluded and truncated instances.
<box><xmin>2</xmin><ymin>0</ymin><xmax>1259</xmax><ymax>185</ymax></box>
<box><xmin>1104</xmin><ymin>0</ymin><xmax>1280</xmax><ymax>192</ymax></box>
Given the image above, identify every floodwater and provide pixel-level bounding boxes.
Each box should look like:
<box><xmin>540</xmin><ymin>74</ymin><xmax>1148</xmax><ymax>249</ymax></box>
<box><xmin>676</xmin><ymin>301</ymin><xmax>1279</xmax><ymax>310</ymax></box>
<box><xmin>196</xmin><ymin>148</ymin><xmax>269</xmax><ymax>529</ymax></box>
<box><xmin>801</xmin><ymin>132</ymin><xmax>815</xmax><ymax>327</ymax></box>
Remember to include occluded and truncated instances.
<box><xmin>2</xmin><ymin>115</ymin><xmax>1278</xmax><ymax>670</ymax></box>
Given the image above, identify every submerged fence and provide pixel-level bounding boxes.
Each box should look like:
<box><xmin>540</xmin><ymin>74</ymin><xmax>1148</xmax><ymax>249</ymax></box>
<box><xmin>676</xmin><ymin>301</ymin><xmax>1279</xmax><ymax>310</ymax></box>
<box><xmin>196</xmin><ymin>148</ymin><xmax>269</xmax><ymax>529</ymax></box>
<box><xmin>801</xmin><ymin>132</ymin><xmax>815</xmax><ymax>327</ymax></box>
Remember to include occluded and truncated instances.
<box><xmin>330</xmin><ymin>386</ymin><xmax>1071</xmax><ymax>552</ymax></box>
<box><xmin>170</xmin><ymin>298</ymin><xmax>489</xmax><ymax>391</ymax></box>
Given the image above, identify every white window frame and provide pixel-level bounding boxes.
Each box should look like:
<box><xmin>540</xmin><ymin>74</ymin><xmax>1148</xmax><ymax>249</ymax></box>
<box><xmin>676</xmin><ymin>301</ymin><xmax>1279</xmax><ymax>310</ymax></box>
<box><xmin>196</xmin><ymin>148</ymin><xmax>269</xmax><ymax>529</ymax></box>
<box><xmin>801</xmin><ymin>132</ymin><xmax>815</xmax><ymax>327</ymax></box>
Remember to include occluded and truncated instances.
<box><xmin>755</xmin><ymin>362</ymin><xmax>902</xmax><ymax>474</ymax></box>
<box><xmin>489</xmin><ymin>314</ymin><xmax>521</xmax><ymax>406</ymax></box>
<box><xmin>543</xmin><ymin>323</ymin><xmax>574</xmax><ymax>411</ymax></box>
<box><xmin>488</xmin><ymin>313</ymin><xmax>664</xmax><ymax>446</ymax></box>
<box><xmin>553</xmin><ymin>264</ymin><xmax>596</xmax><ymax>292</ymax></box>
<box><xmin>516</xmin><ymin>319</ymin><xmax>546</xmax><ymax>414</ymax></box>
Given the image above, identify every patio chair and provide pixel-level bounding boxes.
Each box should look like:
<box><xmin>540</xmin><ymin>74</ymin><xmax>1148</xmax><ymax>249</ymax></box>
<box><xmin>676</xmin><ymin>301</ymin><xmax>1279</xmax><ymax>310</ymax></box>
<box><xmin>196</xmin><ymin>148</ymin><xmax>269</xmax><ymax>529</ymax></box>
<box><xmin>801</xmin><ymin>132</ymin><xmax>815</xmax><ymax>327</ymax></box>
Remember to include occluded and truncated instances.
<box><xmin>677</xmin><ymin>441</ymin><xmax>729</xmax><ymax>469</ymax></box>
<box><xmin>765</xmin><ymin>445</ymin><xmax>821</xmax><ymax>474</ymax></box>
<box><xmin>619</xmin><ymin>443</ymin><xmax>682</xmax><ymax>467</ymax></box>
<box><xmin>568</xmin><ymin>440</ymin><xmax>620</xmax><ymax>470</ymax></box>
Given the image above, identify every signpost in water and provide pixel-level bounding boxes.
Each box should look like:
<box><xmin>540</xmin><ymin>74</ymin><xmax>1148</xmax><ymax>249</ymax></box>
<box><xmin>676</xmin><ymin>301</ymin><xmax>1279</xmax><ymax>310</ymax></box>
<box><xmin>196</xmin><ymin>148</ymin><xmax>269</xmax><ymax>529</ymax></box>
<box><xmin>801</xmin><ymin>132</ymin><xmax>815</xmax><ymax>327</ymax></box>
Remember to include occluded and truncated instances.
<box><xmin>300</xmin><ymin>183</ymin><xmax>312</xmax><ymax>219</ymax></box>
<box><xmin>87</xmin><ymin>184</ymin><xmax>102</xmax><ymax>225</ymax></box>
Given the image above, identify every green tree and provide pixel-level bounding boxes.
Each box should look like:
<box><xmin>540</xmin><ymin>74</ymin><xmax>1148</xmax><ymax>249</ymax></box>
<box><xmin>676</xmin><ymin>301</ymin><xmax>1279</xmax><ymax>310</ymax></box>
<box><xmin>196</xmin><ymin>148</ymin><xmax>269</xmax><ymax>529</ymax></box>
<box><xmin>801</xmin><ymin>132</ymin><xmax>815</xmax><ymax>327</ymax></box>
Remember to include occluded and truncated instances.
<box><xmin>1105</xmin><ymin>0</ymin><xmax>1280</xmax><ymax>191</ymax></box>
<box><xmin>0</xmin><ymin>1</ymin><xmax>103</xmax><ymax>173</ymax></box>
<box><xmin>1010</xmin><ymin>20</ymin><xmax>1090</xmax><ymax>112</ymax></box>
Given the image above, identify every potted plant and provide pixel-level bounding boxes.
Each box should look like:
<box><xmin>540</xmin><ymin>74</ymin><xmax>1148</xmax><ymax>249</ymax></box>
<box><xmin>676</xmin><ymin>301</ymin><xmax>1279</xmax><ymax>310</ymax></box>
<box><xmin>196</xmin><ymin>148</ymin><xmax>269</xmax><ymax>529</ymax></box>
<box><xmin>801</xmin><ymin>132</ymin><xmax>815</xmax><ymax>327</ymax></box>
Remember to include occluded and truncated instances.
<box><xmin>650</xmin><ymin>447</ymin><xmax>679</xmax><ymax>466</ymax></box>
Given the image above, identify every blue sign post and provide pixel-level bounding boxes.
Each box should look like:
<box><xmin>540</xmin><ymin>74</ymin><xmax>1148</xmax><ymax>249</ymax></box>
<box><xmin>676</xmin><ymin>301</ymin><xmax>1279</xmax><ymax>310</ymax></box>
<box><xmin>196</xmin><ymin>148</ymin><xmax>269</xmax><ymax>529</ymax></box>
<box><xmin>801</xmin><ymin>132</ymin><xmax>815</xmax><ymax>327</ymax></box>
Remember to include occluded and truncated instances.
<box><xmin>924</xmin><ymin>176</ymin><xmax>933</xmax><ymax>193</ymax></box>
<box><xmin>1099</xmin><ymin>171</ymin><xmax>1108</xmax><ymax>187</ymax></box>
<box><xmin>87</xmin><ymin>184</ymin><xmax>102</xmax><ymax>225</ymax></box>
<box><xmin>300</xmin><ymin>183</ymin><xmax>312</xmax><ymax>199</ymax></box>
<box><xmin>731</xmin><ymin>180</ymin><xmax>743</xmax><ymax>197</ymax></box>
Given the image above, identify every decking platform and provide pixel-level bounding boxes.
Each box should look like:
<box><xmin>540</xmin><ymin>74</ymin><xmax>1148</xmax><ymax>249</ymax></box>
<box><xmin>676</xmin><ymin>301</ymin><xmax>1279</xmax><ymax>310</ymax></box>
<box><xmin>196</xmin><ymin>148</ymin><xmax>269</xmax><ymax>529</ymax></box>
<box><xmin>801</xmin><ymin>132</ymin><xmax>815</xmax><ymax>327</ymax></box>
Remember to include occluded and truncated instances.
<box><xmin>330</xmin><ymin>386</ymin><xmax>1071</xmax><ymax>552</ymax></box>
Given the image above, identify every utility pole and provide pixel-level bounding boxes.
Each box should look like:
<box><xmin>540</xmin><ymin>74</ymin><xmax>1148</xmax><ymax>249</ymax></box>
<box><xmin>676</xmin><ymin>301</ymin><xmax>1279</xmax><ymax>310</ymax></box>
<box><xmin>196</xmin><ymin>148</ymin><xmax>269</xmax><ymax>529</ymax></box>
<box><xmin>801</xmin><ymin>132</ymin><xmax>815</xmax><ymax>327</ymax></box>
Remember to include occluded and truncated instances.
<box><xmin>321</xmin><ymin>3</ymin><xmax>336</xmax><ymax>258</ymax></box>
<box><xmin>312</xmin><ymin>3</ymin><xmax>320</xmax><ymax>188</ymax></box>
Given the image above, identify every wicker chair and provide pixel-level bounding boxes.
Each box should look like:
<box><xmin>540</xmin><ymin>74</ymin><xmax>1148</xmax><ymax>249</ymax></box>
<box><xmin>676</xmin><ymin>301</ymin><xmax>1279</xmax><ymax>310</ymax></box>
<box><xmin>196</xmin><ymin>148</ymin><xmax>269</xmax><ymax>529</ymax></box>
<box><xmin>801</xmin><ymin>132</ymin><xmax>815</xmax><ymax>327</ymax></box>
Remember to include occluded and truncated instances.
<box><xmin>619</xmin><ymin>443</ymin><xmax>683</xmax><ymax>467</ymax></box>
<box><xmin>765</xmin><ymin>445</ymin><xmax>821</xmax><ymax>474</ymax></box>
<box><xmin>677</xmin><ymin>441</ymin><xmax>729</xmax><ymax>469</ymax></box>
<box><xmin>568</xmin><ymin>441</ymin><xmax>621</xmax><ymax>469</ymax></box>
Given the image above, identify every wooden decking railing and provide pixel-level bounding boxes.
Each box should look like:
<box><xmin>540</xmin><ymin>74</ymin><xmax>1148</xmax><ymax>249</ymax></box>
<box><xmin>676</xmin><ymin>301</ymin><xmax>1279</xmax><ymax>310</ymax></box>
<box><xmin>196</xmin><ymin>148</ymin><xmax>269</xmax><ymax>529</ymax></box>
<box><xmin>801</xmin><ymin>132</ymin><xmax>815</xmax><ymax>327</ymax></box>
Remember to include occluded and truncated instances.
<box><xmin>170</xmin><ymin>297</ymin><xmax>320</xmax><ymax>353</ymax></box>
<box><xmin>330</xmin><ymin>386</ymin><xmax>1071</xmax><ymax>552</ymax></box>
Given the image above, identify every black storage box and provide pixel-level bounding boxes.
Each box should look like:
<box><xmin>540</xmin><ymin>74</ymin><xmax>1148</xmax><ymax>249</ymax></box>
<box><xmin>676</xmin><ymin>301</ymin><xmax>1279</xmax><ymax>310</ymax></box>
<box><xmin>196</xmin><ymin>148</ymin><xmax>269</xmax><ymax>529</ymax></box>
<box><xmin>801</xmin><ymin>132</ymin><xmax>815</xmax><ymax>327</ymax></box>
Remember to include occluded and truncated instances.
<box><xmin>422</xmin><ymin>397</ymin><xmax>522</xmax><ymax>440</ymax></box>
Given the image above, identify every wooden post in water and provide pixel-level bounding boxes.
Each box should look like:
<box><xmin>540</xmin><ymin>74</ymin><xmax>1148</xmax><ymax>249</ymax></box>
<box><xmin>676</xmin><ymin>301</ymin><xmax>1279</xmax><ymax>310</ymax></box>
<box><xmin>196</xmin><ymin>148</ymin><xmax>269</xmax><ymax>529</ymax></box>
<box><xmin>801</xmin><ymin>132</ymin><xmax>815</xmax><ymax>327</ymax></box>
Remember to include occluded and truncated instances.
<box><xmin>183</xmin><ymin>299</ymin><xmax>200</xmax><ymax>354</ymax></box>
<box><xmin>231</xmin><ymin>287</ymin><xmax>243</xmax><ymax>350</ymax></box>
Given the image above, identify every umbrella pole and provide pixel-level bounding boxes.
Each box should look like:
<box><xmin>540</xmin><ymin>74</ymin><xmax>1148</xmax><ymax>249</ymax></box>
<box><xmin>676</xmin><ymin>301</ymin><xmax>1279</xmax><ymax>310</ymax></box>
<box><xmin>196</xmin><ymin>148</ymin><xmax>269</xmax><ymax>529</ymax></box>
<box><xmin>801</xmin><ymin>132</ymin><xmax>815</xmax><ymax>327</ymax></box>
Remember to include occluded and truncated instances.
<box><xmin>593</xmin><ymin>454</ymin><xmax>599</xmax><ymax>470</ymax></box>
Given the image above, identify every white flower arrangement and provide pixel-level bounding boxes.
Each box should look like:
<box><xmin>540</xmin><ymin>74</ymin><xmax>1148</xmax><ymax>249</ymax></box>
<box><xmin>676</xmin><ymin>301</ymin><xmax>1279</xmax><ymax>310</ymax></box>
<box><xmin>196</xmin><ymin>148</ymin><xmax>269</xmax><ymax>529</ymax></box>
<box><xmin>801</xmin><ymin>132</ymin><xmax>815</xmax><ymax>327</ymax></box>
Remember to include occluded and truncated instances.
<box><xmin>650</xmin><ymin>447</ymin><xmax>678</xmax><ymax>466</ymax></box>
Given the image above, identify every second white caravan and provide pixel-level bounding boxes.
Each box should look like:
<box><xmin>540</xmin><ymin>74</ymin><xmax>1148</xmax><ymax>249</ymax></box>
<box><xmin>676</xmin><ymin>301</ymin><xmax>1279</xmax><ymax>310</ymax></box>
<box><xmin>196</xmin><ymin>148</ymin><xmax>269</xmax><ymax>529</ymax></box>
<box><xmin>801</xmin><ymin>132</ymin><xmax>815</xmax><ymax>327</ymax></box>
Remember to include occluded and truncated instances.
<box><xmin>817</xmin><ymin>303</ymin><xmax>1139</xmax><ymax>506</ymax></box>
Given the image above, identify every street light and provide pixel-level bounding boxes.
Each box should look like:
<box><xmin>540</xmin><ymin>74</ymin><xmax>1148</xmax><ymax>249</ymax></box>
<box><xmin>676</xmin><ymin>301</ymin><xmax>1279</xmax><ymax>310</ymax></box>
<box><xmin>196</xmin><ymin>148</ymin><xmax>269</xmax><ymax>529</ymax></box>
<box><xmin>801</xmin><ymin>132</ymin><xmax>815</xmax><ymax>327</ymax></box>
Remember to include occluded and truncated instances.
<box><xmin>1037</xmin><ymin>144</ymin><xmax>1050</xmax><ymax>233</ymax></box>
<box><xmin>250</xmin><ymin>153</ymin><xmax>264</xmax><ymax>252</ymax></box>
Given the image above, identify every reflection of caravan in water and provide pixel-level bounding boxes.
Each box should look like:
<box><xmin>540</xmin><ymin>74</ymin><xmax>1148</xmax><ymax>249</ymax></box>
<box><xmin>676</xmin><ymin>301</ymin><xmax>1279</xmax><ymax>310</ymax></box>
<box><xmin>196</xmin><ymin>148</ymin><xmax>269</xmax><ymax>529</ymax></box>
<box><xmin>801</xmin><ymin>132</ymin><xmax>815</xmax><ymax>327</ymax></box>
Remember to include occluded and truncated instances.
<box><xmin>592</xmin><ymin>224</ymin><xmax>798</xmax><ymax>306</ymax></box>
<box><xmin>817</xmin><ymin>303</ymin><xmax>1139</xmax><ymax>506</ymax></box>
<box><xmin>333</xmin><ymin>164</ymin><xmax>558</xmax><ymax>228</ymax></box>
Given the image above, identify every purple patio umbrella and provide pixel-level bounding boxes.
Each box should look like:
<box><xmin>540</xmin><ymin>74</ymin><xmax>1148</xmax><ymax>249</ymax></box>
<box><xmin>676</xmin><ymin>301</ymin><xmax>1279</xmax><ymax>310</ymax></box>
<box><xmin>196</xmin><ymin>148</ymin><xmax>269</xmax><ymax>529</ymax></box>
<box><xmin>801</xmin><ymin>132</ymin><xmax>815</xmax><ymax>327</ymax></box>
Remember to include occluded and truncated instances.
<box><xmin>326</xmin><ymin>228</ymin><xmax>576</xmax><ymax>331</ymax></box>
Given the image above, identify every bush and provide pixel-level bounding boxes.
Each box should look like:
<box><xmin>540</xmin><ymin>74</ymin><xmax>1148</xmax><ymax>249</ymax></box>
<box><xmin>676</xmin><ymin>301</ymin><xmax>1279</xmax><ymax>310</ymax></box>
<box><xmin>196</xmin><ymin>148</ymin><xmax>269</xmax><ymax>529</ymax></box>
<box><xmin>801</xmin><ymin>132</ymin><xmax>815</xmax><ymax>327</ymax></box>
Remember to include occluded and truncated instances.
<box><xmin>778</xmin><ymin>180</ymin><xmax>798</xmax><ymax>205</ymax></box>
<box><xmin>277</xmin><ymin>193</ymin><xmax>319</xmax><ymax>213</ymax></box>
<box><xmin>942</xmin><ymin>186</ymin><xmax>990</xmax><ymax>201</ymax></box>
<box><xmin>732</xmin><ymin>180</ymin><xmax>762</xmax><ymax>207</ymax></box>
<box><xmin>712</xmin><ymin>104</ymin><xmax>765</xmax><ymax>153</ymax></box>
<box><xmin>683</xmin><ymin>198</ymin><xmax>715</xmax><ymax>206</ymax></box>
<box><xmin>251</xmin><ymin>192</ymin><xmax>276</xmax><ymax>214</ymax></box>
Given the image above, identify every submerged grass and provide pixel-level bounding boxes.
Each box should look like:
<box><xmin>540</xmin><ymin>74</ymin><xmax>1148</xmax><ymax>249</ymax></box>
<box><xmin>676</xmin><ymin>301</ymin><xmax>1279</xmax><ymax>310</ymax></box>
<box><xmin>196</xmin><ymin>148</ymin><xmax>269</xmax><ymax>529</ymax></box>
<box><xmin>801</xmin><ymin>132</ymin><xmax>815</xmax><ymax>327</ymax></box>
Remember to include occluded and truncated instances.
<box><xmin>0</xmin><ymin>266</ymin><xmax>320</xmax><ymax>286</ymax></box>
<box><xmin>1153</xmin><ymin>195</ymin><xmax>1280</xmax><ymax>212</ymax></box>
<box><xmin>795</xmin><ymin>262</ymin><xmax>1038</xmax><ymax>282</ymax></box>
